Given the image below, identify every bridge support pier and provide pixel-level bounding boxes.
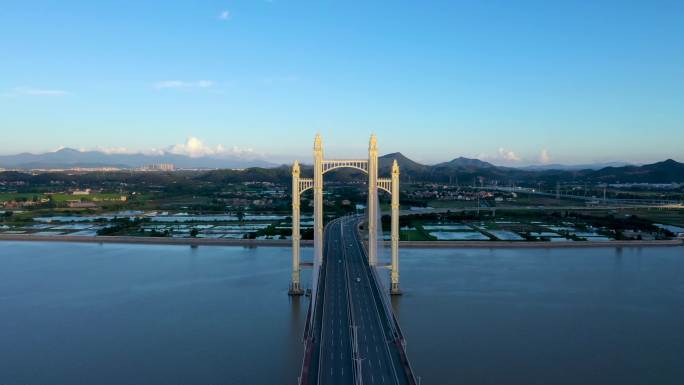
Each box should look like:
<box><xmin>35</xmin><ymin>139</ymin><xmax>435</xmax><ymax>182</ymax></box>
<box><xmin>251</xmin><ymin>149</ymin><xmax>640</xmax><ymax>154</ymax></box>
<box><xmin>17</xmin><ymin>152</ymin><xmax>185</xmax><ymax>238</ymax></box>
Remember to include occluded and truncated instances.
<box><xmin>367</xmin><ymin>135</ymin><xmax>378</xmax><ymax>266</ymax></box>
<box><xmin>313</xmin><ymin>135</ymin><xmax>324</xmax><ymax>266</ymax></box>
<box><xmin>289</xmin><ymin>161</ymin><xmax>304</xmax><ymax>296</ymax></box>
<box><xmin>390</xmin><ymin>159</ymin><xmax>401</xmax><ymax>295</ymax></box>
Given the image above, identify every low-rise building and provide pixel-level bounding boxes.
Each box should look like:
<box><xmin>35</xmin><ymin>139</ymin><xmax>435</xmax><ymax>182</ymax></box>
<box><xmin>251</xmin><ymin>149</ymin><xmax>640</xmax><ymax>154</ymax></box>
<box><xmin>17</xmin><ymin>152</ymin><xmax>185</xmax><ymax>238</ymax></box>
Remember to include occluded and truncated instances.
<box><xmin>142</xmin><ymin>163</ymin><xmax>175</xmax><ymax>171</ymax></box>
<box><xmin>67</xmin><ymin>201</ymin><xmax>97</xmax><ymax>208</ymax></box>
<box><xmin>72</xmin><ymin>189</ymin><xmax>91</xmax><ymax>195</ymax></box>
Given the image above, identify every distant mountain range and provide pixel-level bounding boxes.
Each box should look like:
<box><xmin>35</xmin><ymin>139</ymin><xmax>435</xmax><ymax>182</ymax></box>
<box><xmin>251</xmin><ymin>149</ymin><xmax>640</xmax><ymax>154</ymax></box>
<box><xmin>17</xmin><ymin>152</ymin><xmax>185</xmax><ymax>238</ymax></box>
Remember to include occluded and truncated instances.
<box><xmin>0</xmin><ymin>148</ymin><xmax>275</xmax><ymax>169</ymax></box>
<box><xmin>518</xmin><ymin>162</ymin><xmax>634</xmax><ymax>171</ymax></box>
<box><xmin>376</xmin><ymin>154</ymin><xmax>684</xmax><ymax>184</ymax></box>
<box><xmin>1</xmin><ymin>148</ymin><xmax>682</xmax><ymax>183</ymax></box>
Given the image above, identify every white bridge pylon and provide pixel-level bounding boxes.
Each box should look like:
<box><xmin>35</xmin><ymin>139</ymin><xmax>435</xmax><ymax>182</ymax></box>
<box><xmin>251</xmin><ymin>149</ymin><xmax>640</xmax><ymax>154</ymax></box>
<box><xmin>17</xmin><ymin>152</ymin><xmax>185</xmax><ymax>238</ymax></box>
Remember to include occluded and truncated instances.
<box><xmin>289</xmin><ymin>134</ymin><xmax>401</xmax><ymax>295</ymax></box>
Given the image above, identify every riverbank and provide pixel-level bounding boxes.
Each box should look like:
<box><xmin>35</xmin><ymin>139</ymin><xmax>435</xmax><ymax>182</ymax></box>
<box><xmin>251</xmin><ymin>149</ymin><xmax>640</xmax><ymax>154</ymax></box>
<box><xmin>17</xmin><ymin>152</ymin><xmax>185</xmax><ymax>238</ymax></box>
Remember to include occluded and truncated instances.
<box><xmin>398</xmin><ymin>239</ymin><xmax>683</xmax><ymax>248</ymax></box>
<box><xmin>0</xmin><ymin>234</ymin><xmax>681</xmax><ymax>248</ymax></box>
<box><xmin>0</xmin><ymin>234</ymin><xmax>310</xmax><ymax>247</ymax></box>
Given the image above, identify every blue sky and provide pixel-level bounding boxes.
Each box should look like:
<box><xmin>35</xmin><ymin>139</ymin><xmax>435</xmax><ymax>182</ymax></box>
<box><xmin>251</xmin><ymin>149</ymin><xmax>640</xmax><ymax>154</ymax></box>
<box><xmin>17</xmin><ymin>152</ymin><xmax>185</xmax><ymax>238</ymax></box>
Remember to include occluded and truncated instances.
<box><xmin>1</xmin><ymin>1</ymin><xmax>683</xmax><ymax>165</ymax></box>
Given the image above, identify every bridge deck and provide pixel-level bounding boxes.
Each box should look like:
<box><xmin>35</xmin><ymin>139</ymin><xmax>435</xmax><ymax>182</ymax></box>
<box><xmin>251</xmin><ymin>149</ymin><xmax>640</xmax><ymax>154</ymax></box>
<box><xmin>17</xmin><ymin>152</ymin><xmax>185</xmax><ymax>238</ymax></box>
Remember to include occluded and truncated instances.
<box><xmin>301</xmin><ymin>216</ymin><xmax>416</xmax><ymax>385</ymax></box>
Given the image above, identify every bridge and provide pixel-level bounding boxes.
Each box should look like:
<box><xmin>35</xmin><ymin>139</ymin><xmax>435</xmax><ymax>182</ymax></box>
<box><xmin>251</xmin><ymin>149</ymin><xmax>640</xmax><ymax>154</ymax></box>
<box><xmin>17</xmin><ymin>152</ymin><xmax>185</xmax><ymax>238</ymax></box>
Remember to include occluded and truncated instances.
<box><xmin>291</xmin><ymin>135</ymin><xmax>417</xmax><ymax>384</ymax></box>
<box><xmin>290</xmin><ymin>134</ymin><xmax>400</xmax><ymax>296</ymax></box>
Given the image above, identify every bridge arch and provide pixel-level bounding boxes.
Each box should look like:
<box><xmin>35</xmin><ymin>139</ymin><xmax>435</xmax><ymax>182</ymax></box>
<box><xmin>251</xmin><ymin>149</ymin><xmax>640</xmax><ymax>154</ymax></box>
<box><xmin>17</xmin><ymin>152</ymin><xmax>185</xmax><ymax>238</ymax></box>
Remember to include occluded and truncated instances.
<box><xmin>289</xmin><ymin>134</ymin><xmax>401</xmax><ymax>296</ymax></box>
<box><xmin>322</xmin><ymin>159</ymin><xmax>369</xmax><ymax>175</ymax></box>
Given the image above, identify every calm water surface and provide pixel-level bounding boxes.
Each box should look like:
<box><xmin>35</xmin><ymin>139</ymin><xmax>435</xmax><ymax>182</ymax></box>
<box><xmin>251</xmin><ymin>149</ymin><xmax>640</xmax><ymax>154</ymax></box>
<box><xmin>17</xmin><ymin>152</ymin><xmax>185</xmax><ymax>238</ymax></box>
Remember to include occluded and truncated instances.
<box><xmin>0</xmin><ymin>242</ymin><xmax>310</xmax><ymax>385</ymax></box>
<box><xmin>395</xmin><ymin>247</ymin><xmax>684</xmax><ymax>385</ymax></box>
<box><xmin>1</xmin><ymin>242</ymin><xmax>683</xmax><ymax>385</ymax></box>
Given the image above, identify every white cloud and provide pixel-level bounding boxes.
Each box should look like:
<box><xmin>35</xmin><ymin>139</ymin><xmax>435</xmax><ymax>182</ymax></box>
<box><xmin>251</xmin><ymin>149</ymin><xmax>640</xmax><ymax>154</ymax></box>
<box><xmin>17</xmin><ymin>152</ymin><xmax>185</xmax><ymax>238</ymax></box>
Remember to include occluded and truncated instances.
<box><xmin>48</xmin><ymin>138</ymin><xmax>264</xmax><ymax>160</ymax></box>
<box><xmin>497</xmin><ymin>147</ymin><xmax>520</xmax><ymax>162</ymax></box>
<box><xmin>153</xmin><ymin>80</ymin><xmax>214</xmax><ymax>89</ymax></box>
<box><xmin>167</xmin><ymin>137</ymin><xmax>219</xmax><ymax>157</ymax></box>
<box><xmin>477</xmin><ymin>147</ymin><xmax>521</xmax><ymax>165</ymax></box>
<box><xmin>539</xmin><ymin>149</ymin><xmax>551</xmax><ymax>164</ymax></box>
<box><xmin>13</xmin><ymin>86</ymin><xmax>69</xmax><ymax>96</ymax></box>
<box><xmin>218</xmin><ymin>10</ymin><xmax>231</xmax><ymax>20</ymax></box>
<box><xmin>226</xmin><ymin>145</ymin><xmax>256</xmax><ymax>157</ymax></box>
<box><xmin>166</xmin><ymin>137</ymin><xmax>256</xmax><ymax>158</ymax></box>
<box><xmin>144</xmin><ymin>148</ymin><xmax>166</xmax><ymax>156</ymax></box>
<box><xmin>80</xmin><ymin>146</ymin><xmax>135</xmax><ymax>155</ymax></box>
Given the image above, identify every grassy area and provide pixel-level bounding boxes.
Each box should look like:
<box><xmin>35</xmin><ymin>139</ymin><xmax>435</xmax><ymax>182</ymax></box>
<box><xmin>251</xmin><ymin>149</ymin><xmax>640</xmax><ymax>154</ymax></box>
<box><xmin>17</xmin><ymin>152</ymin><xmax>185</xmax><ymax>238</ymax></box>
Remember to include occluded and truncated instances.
<box><xmin>0</xmin><ymin>192</ymin><xmax>125</xmax><ymax>202</ymax></box>
<box><xmin>0</xmin><ymin>193</ymin><xmax>42</xmax><ymax>201</ymax></box>
<box><xmin>388</xmin><ymin>207</ymin><xmax>683</xmax><ymax>241</ymax></box>
<box><xmin>497</xmin><ymin>195</ymin><xmax>582</xmax><ymax>207</ymax></box>
<box><xmin>618</xmin><ymin>208</ymin><xmax>684</xmax><ymax>227</ymax></box>
<box><xmin>48</xmin><ymin>193</ymin><xmax>125</xmax><ymax>202</ymax></box>
<box><xmin>426</xmin><ymin>200</ymin><xmax>478</xmax><ymax>209</ymax></box>
<box><xmin>399</xmin><ymin>229</ymin><xmax>433</xmax><ymax>241</ymax></box>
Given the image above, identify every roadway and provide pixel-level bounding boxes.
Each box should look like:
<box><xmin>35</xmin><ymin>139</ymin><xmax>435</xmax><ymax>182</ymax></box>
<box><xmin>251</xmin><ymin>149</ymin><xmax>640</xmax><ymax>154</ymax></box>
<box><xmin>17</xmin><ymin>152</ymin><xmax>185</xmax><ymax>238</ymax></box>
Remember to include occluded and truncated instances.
<box><xmin>315</xmin><ymin>218</ymin><xmax>354</xmax><ymax>384</ymax></box>
<box><xmin>303</xmin><ymin>216</ymin><xmax>415</xmax><ymax>385</ymax></box>
<box><xmin>341</xmin><ymin>216</ymin><xmax>412</xmax><ymax>385</ymax></box>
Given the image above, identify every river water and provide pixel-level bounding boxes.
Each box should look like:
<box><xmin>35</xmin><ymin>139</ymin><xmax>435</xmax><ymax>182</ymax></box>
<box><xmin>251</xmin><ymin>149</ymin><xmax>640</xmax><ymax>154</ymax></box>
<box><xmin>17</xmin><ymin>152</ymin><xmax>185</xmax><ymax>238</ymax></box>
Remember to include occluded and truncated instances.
<box><xmin>0</xmin><ymin>242</ymin><xmax>683</xmax><ymax>385</ymax></box>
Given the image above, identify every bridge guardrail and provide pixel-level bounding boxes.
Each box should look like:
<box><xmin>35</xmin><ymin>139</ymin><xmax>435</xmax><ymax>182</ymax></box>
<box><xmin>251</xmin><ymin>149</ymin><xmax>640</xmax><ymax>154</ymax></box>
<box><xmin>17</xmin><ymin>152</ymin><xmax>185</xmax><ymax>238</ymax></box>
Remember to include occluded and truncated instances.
<box><xmin>315</xmin><ymin>229</ymin><xmax>333</xmax><ymax>385</ymax></box>
<box><xmin>298</xmin><ymin>232</ymin><xmax>328</xmax><ymax>385</ymax></box>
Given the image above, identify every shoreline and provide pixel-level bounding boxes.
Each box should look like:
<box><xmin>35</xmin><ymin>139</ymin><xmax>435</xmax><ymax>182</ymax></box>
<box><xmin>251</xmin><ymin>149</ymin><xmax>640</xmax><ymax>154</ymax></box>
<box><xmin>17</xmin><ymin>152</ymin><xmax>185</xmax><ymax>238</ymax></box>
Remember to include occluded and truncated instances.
<box><xmin>0</xmin><ymin>234</ymin><xmax>681</xmax><ymax>248</ymax></box>
<box><xmin>397</xmin><ymin>239</ymin><xmax>683</xmax><ymax>248</ymax></box>
<box><xmin>0</xmin><ymin>234</ymin><xmax>307</xmax><ymax>247</ymax></box>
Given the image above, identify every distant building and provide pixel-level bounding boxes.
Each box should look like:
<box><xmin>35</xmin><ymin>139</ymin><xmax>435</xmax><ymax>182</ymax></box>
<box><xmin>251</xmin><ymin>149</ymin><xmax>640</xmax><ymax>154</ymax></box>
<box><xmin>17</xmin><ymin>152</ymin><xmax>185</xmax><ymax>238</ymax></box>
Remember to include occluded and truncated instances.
<box><xmin>3</xmin><ymin>201</ymin><xmax>38</xmax><ymax>208</ymax></box>
<box><xmin>67</xmin><ymin>201</ymin><xmax>97</xmax><ymax>208</ymax></box>
<box><xmin>142</xmin><ymin>163</ymin><xmax>175</xmax><ymax>171</ymax></box>
<box><xmin>72</xmin><ymin>189</ymin><xmax>91</xmax><ymax>195</ymax></box>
